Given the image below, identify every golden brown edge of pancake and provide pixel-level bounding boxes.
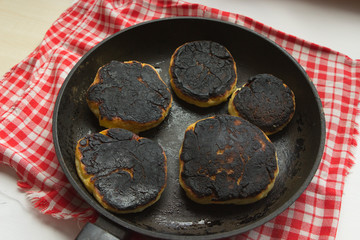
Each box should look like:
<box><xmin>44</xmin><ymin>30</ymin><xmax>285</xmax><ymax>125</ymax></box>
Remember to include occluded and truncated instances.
<box><xmin>75</xmin><ymin>129</ymin><xmax>168</xmax><ymax>214</ymax></box>
<box><xmin>86</xmin><ymin>61</ymin><xmax>173</xmax><ymax>133</ymax></box>
<box><xmin>178</xmin><ymin>116</ymin><xmax>279</xmax><ymax>205</ymax></box>
<box><xmin>169</xmin><ymin>43</ymin><xmax>238</xmax><ymax>107</ymax></box>
<box><xmin>228</xmin><ymin>82</ymin><xmax>296</xmax><ymax>135</ymax></box>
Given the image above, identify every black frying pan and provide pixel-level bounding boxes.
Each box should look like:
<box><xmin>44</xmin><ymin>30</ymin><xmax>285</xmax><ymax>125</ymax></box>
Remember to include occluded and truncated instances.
<box><xmin>53</xmin><ymin>17</ymin><xmax>326</xmax><ymax>239</ymax></box>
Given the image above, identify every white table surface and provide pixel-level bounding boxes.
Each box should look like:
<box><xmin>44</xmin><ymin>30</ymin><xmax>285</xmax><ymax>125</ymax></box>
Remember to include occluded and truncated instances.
<box><xmin>1</xmin><ymin>0</ymin><xmax>360</xmax><ymax>239</ymax></box>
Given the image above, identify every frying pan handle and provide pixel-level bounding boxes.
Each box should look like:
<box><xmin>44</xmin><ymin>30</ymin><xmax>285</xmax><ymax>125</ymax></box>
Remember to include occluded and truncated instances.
<box><xmin>76</xmin><ymin>217</ymin><xmax>132</xmax><ymax>240</ymax></box>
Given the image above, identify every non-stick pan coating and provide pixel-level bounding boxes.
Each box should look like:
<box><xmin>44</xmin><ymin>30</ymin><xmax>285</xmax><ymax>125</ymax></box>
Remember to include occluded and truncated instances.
<box><xmin>53</xmin><ymin>17</ymin><xmax>325</xmax><ymax>239</ymax></box>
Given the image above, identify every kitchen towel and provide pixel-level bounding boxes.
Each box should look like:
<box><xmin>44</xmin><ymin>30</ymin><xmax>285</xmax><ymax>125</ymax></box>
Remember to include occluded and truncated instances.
<box><xmin>0</xmin><ymin>0</ymin><xmax>359</xmax><ymax>239</ymax></box>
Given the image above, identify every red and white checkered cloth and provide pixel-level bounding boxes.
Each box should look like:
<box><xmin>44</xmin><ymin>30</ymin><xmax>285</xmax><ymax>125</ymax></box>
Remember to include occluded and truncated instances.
<box><xmin>1</xmin><ymin>0</ymin><xmax>359</xmax><ymax>239</ymax></box>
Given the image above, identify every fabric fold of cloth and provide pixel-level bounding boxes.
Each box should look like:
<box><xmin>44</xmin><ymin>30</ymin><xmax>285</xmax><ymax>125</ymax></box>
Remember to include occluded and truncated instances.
<box><xmin>1</xmin><ymin>0</ymin><xmax>359</xmax><ymax>239</ymax></box>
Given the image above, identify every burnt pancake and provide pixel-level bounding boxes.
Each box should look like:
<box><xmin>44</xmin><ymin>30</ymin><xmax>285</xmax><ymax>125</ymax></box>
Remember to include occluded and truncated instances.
<box><xmin>179</xmin><ymin>115</ymin><xmax>278</xmax><ymax>205</ymax></box>
<box><xmin>75</xmin><ymin>128</ymin><xmax>167</xmax><ymax>213</ymax></box>
<box><xmin>169</xmin><ymin>41</ymin><xmax>237</xmax><ymax>107</ymax></box>
<box><xmin>228</xmin><ymin>74</ymin><xmax>296</xmax><ymax>135</ymax></box>
<box><xmin>87</xmin><ymin>60</ymin><xmax>172</xmax><ymax>133</ymax></box>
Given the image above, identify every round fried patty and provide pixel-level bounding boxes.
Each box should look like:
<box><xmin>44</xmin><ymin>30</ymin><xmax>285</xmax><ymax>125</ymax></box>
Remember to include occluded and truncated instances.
<box><xmin>87</xmin><ymin>60</ymin><xmax>172</xmax><ymax>133</ymax></box>
<box><xmin>169</xmin><ymin>41</ymin><xmax>237</xmax><ymax>107</ymax></box>
<box><xmin>179</xmin><ymin>115</ymin><xmax>278</xmax><ymax>204</ymax></box>
<box><xmin>228</xmin><ymin>74</ymin><xmax>295</xmax><ymax>135</ymax></box>
<box><xmin>75</xmin><ymin>128</ymin><xmax>167</xmax><ymax>213</ymax></box>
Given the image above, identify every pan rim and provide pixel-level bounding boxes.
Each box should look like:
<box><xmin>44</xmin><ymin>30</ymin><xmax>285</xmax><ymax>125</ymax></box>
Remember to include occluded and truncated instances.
<box><xmin>52</xmin><ymin>16</ymin><xmax>326</xmax><ymax>239</ymax></box>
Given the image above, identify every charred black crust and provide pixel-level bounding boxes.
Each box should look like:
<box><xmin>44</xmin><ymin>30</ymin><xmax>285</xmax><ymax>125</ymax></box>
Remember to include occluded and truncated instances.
<box><xmin>87</xmin><ymin>61</ymin><xmax>172</xmax><ymax>123</ymax></box>
<box><xmin>78</xmin><ymin>128</ymin><xmax>166</xmax><ymax>211</ymax></box>
<box><xmin>180</xmin><ymin>115</ymin><xmax>277</xmax><ymax>201</ymax></box>
<box><xmin>232</xmin><ymin>74</ymin><xmax>295</xmax><ymax>133</ymax></box>
<box><xmin>170</xmin><ymin>41</ymin><xmax>236</xmax><ymax>101</ymax></box>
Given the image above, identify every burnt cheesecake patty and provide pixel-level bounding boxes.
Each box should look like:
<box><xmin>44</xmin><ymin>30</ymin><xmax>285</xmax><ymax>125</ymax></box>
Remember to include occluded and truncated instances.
<box><xmin>228</xmin><ymin>74</ymin><xmax>295</xmax><ymax>135</ymax></box>
<box><xmin>87</xmin><ymin>60</ymin><xmax>172</xmax><ymax>133</ymax></box>
<box><xmin>75</xmin><ymin>128</ymin><xmax>167</xmax><ymax>213</ymax></box>
<box><xmin>169</xmin><ymin>41</ymin><xmax>237</xmax><ymax>107</ymax></box>
<box><xmin>179</xmin><ymin>115</ymin><xmax>278</xmax><ymax>204</ymax></box>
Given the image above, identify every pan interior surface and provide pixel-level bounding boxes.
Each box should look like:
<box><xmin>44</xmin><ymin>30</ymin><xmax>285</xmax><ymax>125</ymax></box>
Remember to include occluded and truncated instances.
<box><xmin>53</xmin><ymin>18</ymin><xmax>325</xmax><ymax>239</ymax></box>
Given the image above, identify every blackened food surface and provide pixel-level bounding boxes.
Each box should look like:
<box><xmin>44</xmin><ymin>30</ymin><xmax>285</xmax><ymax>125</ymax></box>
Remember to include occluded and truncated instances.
<box><xmin>87</xmin><ymin>61</ymin><xmax>172</xmax><ymax>123</ymax></box>
<box><xmin>78</xmin><ymin>128</ymin><xmax>166</xmax><ymax>211</ymax></box>
<box><xmin>233</xmin><ymin>74</ymin><xmax>295</xmax><ymax>133</ymax></box>
<box><xmin>171</xmin><ymin>41</ymin><xmax>236</xmax><ymax>101</ymax></box>
<box><xmin>180</xmin><ymin>115</ymin><xmax>277</xmax><ymax>201</ymax></box>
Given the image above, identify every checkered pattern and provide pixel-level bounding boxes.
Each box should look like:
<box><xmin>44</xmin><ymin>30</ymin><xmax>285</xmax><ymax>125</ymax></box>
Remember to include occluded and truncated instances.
<box><xmin>0</xmin><ymin>0</ymin><xmax>359</xmax><ymax>239</ymax></box>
